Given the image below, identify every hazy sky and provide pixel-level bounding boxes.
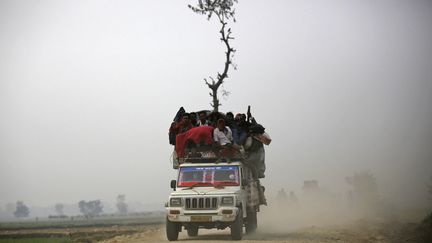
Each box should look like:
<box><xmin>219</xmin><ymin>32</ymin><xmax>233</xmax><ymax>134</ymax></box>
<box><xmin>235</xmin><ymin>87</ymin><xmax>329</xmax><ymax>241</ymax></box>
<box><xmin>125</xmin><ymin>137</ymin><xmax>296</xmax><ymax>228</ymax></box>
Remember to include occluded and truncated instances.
<box><xmin>1</xmin><ymin>0</ymin><xmax>431</xmax><ymax>212</ymax></box>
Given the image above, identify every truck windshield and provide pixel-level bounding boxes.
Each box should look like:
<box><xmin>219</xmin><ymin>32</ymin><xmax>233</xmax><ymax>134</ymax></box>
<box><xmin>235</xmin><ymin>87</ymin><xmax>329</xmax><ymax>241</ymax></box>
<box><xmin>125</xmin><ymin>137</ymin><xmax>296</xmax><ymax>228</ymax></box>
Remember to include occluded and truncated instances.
<box><xmin>178</xmin><ymin>166</ymin><xmax>240</xmax><ymax>187</ymax></box>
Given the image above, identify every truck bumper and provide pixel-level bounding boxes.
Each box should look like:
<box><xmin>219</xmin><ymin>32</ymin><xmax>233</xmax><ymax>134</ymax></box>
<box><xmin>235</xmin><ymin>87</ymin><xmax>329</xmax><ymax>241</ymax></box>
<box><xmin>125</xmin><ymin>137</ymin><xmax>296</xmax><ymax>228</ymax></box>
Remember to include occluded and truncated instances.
<box><xmin>166</xmin><ymin>207</ymin><xmax>238</xmax><ymax>223</ymax></box>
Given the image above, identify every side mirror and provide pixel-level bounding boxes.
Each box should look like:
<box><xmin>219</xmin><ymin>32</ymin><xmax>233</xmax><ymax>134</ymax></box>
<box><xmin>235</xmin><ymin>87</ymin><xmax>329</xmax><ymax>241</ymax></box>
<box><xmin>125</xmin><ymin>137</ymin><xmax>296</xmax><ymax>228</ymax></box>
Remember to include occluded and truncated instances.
<box><xmin>170</xmin><ymin>180</ymin><xmax>177</xmax><ymax>191</ymax></box>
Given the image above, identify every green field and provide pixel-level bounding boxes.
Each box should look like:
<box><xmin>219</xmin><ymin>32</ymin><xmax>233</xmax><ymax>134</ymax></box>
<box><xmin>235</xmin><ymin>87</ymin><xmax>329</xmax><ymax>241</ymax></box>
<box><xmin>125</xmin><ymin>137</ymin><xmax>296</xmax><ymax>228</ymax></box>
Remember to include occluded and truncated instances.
<box><xmin>0</xmin><ymin>238</ymin><xmax>72</xmax><ymax>243</ymax></box>
<box><xmin>0</xmin><ymin>215</ymin><xmax>164</xmax><ymax>230</ymax></box>
<box><xmin>0</xmin><ymin>215</ymin><xmax>164</xmax><ymax>243</ymax></box>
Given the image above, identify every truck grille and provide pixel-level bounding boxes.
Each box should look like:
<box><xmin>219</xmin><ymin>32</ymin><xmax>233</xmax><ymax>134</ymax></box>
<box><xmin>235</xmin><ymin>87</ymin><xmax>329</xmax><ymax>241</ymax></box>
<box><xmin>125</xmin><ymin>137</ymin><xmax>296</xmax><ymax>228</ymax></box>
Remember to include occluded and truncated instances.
<box><xmin>185</xmin><ymin>197</ymin><xmax>218</xmax><ymax>210</ymax></box>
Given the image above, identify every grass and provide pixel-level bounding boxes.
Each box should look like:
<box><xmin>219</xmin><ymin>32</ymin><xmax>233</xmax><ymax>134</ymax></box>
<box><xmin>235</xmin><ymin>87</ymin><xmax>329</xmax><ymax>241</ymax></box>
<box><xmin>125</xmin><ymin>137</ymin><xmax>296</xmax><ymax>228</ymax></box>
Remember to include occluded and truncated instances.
<box><xmin>0</xmin><ymin>215</ymin><xmax>164</xmax><ymax>230</ymax></box>
<box><xmin>0</xmin><ymin>215</ymin><xmax>164</xmax><ymax>243</ymax></box>
<box><xmin>0</xmin><ymin>238</ymin><xmax>72</xmax><ymax>243</ymax></box>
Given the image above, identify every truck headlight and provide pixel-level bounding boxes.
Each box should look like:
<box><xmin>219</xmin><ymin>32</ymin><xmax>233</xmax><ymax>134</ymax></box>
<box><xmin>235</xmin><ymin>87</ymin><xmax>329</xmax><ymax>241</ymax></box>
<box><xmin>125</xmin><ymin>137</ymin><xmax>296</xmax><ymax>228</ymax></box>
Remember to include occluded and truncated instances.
<box><xmin>221</xmin><ymin>196</ymin><xmax>234</xmax><ymax>206</ymax></box>
<box><xmin>170</xmin><ymin>198</ymin><xmax>182</xmax><ymax>206</ymax></box>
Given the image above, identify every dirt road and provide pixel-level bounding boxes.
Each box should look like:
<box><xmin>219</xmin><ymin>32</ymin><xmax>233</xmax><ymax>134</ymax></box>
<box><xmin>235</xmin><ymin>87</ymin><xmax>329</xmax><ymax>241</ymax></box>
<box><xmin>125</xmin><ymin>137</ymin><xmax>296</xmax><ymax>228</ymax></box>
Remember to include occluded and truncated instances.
<box><xmin>98</xmin><ymin>222</ymin><xmax>396</xmax><ymax>243</ymax></box>
<box><xmin>98</xmin><ymin>204</ymin><xmax>410</xmax><ymax>243</ymax></box>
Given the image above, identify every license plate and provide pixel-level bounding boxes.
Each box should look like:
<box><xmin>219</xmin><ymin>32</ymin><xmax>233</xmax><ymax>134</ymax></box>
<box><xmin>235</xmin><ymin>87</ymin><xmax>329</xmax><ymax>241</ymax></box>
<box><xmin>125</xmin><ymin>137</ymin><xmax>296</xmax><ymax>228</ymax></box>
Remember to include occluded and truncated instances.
<box><xmin>190</xmin><ymin>215</ymin><xmax>212</xmax><ymax>222</ymax></box>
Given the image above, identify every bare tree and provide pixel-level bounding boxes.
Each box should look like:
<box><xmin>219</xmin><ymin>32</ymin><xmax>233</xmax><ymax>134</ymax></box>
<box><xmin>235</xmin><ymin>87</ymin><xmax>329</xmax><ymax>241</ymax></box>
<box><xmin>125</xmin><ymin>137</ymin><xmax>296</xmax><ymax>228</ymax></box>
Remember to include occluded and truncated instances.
<box><xmin>116</xmin><ymin>194</ymin><xmax>128</xmax><ymax>215</ymax></box>
<box><xmin>55</xmin><ymin>203</ymin><xmax>64</xmax><ymax>216</ymax></box>
<box><xmin>189</xmin><ymin>0</ymin><xmax>238</xmax><ymax>112</ymax></box>
<box><xmin>14</xmin><ymin>201</ymin><xmax>30</xmax><ymax>218</ymax></box>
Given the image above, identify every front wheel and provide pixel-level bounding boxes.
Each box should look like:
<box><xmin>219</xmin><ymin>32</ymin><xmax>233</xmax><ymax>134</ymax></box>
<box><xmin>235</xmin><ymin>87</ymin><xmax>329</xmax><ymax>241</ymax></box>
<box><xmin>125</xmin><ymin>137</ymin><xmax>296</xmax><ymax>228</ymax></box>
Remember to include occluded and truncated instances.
<box><xmin>230</xmin><ymin>208</ymin><xmax>243</xmax><ymax>240</ymax></box>
<box><xmin>166</xmin><ymin>218</ymin><xmax>179</xmax><ymax>241</ymax></box>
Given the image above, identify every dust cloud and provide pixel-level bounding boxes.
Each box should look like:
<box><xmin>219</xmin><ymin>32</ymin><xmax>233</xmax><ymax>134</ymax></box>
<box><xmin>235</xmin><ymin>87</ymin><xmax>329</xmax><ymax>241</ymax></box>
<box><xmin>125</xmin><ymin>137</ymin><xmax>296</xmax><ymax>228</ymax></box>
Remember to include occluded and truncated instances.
<box><xmin>258</xmin><ymin>172</ymin><xmax>425</xmax><ymax>234</ymax></box>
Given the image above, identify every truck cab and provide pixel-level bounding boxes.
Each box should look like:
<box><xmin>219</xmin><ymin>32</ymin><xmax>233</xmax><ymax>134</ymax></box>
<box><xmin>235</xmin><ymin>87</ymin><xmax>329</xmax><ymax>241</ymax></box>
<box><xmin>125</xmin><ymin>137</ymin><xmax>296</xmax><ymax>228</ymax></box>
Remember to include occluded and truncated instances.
<box><xmin>166</xmin><ymin>161</ymin><xmax>262</xmax><ymax>241</ymax></box>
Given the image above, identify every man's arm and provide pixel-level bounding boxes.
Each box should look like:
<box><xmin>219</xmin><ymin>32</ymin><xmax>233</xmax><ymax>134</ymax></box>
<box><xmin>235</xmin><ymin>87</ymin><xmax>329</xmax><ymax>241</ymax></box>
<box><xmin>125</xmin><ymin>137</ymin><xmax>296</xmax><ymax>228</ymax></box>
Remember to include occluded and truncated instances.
<box><xmin>226</xmin><ymin>127</ymin><xmax>233</xmax><ymax>142</ymax></box>
<box><xmin>213</xmin><ymin>128</ymin><xmax>220</xmax><ymax>145</ymax></box>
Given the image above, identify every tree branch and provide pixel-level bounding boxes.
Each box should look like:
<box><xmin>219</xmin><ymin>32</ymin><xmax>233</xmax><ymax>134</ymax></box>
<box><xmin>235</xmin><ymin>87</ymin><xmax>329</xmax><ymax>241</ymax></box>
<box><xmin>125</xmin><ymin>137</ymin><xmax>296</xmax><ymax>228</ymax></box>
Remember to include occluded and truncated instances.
<box><xmin>189</xmin><ymin>0</ymin><xmax>237</xmax><ymax>112</ymax></box>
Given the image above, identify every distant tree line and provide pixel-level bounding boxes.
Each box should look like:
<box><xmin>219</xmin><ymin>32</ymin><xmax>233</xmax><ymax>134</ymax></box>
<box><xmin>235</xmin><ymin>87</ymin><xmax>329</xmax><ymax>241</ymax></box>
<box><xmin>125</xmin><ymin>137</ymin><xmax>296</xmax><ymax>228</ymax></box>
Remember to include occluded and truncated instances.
<box><xmin>6</xmin><ymin>194</ymin><xmax>131</xmax><ymax>219</ymax></box>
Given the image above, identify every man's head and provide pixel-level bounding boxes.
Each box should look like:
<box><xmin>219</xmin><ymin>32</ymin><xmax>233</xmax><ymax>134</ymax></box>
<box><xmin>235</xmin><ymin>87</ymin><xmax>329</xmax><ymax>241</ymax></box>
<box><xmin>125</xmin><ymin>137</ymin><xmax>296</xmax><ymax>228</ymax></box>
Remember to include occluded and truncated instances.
<box><xmin>181</xmin><ymin>113</ymin><xmax>190</xmax><ymax>123</ymax></box>
<box><xmin>235</xmin><ymin>113</ymin><xmax>246</xmax><ymax>123</ymax></box>
<box><xmin>189</xmin><ymin>112</ymin><xmax>197</xmax><ymax>125</ymax></box>
<box><xmin>199</xmin><ymin>111</ymin><xmax>207</xmax><ymax>122</ymax></box>
<box><xmin>189</xmin><ymin>112</ymin><xmax>196</xmax><ymax>120</ymax></box>
<box><xmin>217</xmin><ymin>118</ymin><xmax>225</xmax><ymax>130</ymax></box>
<box><xmin>226</xmin><ymin>112</ymin><xmax>234</xmax><ymax>120</ymax></box>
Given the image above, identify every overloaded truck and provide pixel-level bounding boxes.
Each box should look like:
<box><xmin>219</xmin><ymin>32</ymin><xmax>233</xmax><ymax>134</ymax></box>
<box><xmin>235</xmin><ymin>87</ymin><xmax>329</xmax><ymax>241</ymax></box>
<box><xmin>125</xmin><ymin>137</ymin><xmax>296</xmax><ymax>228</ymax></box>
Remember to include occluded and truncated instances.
<box><xmin>165</xmin><ymin>108</ymin><xmax>270</xmax><ymax>241</ymax></box>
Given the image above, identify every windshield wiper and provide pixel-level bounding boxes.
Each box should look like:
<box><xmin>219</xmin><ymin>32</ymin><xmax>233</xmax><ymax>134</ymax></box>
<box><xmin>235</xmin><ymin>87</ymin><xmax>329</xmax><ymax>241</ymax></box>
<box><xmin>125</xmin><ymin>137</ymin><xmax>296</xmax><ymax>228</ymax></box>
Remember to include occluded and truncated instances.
<box><xmin>183</xmin><ymin>182</ymin><xmax>208</xmax><ymax>190</ymax></box>
<box><xmin>213</xmin><ymin>183</ymin><xmax>225</xmax><ymax>189</ymax></box>
<box><xmin>183</xmin><ymin>182</ymin><xmax>226</xmax><ymax>190</ymax></box>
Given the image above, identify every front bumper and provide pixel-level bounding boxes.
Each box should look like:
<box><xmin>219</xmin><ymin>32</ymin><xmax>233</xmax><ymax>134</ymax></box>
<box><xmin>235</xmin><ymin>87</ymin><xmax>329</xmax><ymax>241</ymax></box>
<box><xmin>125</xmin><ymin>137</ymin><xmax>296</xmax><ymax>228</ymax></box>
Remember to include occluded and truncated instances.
<box><xmin>166</xmin><ymin>207</ymin><xmax>238</xmax><ymax>223</ymax></box>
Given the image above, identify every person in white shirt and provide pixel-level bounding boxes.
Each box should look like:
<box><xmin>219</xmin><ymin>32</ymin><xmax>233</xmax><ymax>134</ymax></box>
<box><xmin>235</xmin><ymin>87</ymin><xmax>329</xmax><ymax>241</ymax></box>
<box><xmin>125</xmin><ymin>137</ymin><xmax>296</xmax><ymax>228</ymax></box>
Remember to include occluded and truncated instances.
<box><xmin>213</xmin><ymin>118</ymin><xmax>233</xmax><ymax>146</ymax></box>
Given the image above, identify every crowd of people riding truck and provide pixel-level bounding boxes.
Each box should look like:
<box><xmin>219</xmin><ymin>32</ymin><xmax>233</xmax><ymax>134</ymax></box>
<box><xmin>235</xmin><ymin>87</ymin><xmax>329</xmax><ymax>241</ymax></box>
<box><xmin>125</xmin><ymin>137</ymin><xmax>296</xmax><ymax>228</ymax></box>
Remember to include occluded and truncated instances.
<box><xmin>168</xmin><ymin>106</ymin><xmax>271</xmax><ymax>178</ymax></box>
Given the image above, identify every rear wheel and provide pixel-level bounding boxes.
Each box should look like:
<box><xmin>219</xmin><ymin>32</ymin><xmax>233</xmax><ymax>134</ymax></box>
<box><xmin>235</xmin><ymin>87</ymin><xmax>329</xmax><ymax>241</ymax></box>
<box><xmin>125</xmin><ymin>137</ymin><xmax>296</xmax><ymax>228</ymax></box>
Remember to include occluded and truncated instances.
<box><xmin>245</xmin><ymin>208</ymin><xmax>257</xmax><ymax>234</ymax></box>
<box><xmin>230</xmin><ymin>208</ymin><xmax>243</xmax><ymax>240</ymax></box>
<box><xmin>187</xmin><ymin>226</ymin><xmax>198</xmax><ymax>236</ymax></box>
<box><xmin>166</xmin><ymin>218</ymin><xmax>179</xmax><ymax>241</ymax></box>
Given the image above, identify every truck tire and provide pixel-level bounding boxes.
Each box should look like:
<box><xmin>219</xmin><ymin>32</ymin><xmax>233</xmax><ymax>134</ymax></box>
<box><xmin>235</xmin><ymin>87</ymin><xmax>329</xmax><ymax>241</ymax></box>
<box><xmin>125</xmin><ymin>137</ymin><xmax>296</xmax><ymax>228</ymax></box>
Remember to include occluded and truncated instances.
<box><xmin>245</xmin><ymin>209</ymin><xmax>257</xmax><ymax>234</ymax></box>
<box><xmin>187</xmin><ymin>226</ymin><xmax>199</xmax><ymax>236</ymax></box>
<box><xmin>166</xmin><ymin>218</ymin><xmax>179</xmax><ymax>241</ymax></box>
<box><xmin>230</xmin><ymin>208</ymin><xmax>243</xmax><ymax>240</ymax></box>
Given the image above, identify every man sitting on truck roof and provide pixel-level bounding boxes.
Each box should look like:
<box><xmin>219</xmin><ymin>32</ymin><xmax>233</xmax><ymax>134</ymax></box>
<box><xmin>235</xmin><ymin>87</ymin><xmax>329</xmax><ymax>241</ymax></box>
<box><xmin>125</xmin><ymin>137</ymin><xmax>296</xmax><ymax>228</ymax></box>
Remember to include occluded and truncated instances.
<box><xmin>174</xmin><ymin>113</ymin><xmax>193</xmax><ymax>134</ymax></box>
<box><xmin>225</xmin><ymin>112</ymin><xmax>235</xmax><ymax>128</ymax></box>
<box><xmin>213</xmin><ymin>118</ymin><xmax>237</xmax><ymax>161</ymax></box>
<box><xmin>213</xmin><ymin>118</ymin><xmax>233</xmax><ymax>147</ymax></box>
<box><xmin>208</xmin><ymin>112</ymin><xmax>223</xmax><ymax>127</ymax></box>
<box><xmin>189</xmin><ymin>112</ymin><xmax>198</xmax><ymax>127</ymax></box>
<box><xmin>197</xmin><ymin>111</ymin><xmax>210</xmax><ymax>126</ymax></box>
<box><xmin>231</xmin><ymin>113</ymin><xmax>248</xmax><ymax>146</ymax></box>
